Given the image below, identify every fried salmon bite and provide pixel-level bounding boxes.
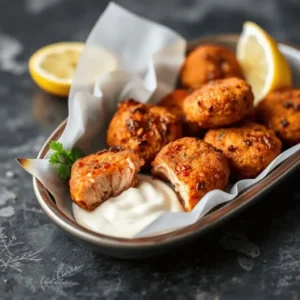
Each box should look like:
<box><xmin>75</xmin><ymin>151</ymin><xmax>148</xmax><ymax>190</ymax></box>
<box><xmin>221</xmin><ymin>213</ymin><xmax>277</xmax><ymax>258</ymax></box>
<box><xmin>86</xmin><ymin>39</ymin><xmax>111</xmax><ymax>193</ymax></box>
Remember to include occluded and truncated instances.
<box><xmin>106</xmin><ymin>99</ymin><xmax>182</xmax><ymax>166</ymax></box>
<box><xmin>159</xmin><ymin>89</ymin><xmax>203</xmax><ymax>136</ymax></box>
<box><xmin>256</xmin><ymin>89</ymin><xmax>300</xmax><ymax>145</ymax></box>
<box><xmin>69</xmin><ymin>147</ymin><xmax>144</xmax><ymax>211</ymax></box>
<box><xmin>204</xmin><ymin>121</ymin><xmax>282</xmax><ymax>179</ymax></box>
<box><xmin>151</xmin><ymin>137</ymin><xmax>230</xmax><ymax>212</ymax></box>
<box><xmin>184</xmin><ymin>77</ymin><xmax>254</xmax><ymax>128</ymax></box>
<box><xmin>180</xmin><ymin>44</ymin><xmax>244</xmax><ymax>89</ymax></box>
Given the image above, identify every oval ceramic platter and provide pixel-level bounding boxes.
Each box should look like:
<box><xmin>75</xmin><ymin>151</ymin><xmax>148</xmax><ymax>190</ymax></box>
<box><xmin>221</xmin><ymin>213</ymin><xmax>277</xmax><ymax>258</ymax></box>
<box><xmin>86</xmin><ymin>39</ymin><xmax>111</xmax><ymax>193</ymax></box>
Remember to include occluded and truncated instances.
<box><xmin>33</xmin><ymin>35</ymin><xmax>300</xmax><ymax>259</ymax></box>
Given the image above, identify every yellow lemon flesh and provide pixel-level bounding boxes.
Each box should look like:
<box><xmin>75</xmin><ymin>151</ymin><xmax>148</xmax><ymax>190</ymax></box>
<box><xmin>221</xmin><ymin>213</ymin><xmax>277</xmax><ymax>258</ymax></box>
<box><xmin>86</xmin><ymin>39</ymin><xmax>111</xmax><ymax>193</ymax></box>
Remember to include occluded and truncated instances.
<box><xmin>29</xmin><ymin>42</ymin><xmax>84</xmax><ymax>97</ymax></box>
<box><xmin>237</xmin><ymin>21</ymin><xmax>292</xmax><ymax>105</ymax></box>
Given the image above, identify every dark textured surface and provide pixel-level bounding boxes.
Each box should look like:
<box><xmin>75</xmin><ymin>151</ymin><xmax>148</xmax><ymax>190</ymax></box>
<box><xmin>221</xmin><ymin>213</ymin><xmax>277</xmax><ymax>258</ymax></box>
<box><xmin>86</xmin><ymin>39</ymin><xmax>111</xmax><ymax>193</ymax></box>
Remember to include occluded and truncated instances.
<box><xmin>1</xmin><ymin>0</ymin><xmax>300</xmax><ymax>299</ymax></box>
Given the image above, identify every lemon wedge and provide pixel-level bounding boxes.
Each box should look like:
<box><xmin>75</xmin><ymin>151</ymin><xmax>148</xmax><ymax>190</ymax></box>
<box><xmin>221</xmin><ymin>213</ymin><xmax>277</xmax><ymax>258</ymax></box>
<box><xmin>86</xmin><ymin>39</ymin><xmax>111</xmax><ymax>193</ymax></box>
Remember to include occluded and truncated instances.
<box><xmin>237</xmin><ymin>21</ymin><xmax>292</xmax><ymax>104</ymax></box>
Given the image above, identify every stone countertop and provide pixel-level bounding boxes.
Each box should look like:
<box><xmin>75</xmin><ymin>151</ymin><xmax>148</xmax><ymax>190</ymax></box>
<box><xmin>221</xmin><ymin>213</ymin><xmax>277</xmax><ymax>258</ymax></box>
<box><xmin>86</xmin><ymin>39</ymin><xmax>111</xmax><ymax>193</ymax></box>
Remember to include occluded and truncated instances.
<box><xmin>1</xmin><ymin>0</ymin><xmax>300</xmax><ymax>299</ymax></box>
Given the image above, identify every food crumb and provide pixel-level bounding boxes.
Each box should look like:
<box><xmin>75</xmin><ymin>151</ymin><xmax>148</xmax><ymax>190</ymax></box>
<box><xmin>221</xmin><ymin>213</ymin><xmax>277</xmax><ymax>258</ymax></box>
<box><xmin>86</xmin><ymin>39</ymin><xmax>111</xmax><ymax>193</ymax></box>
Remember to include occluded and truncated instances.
<box><xmin>243</xmin><ymin>139</ymin><xmax>252</xmax><ymax>146</ymax></box>
<box><xmin>281</xmin><ymin>119</ymin><xmax>290</xmax><ymax>127</ymax></box>
<box><xmin>228</xmin><ymin>145</ymin><xmax>237</xmax><ymax>152</ymax></box>
<box><xmin>196</xmin><ymin>181</ymin><xmax>205</xmax><ymax>190</ymax></box>
<box><xmin>217</xmin><ymin>132</ymin><xmax>224</xmax><ymax>140</ymax></box>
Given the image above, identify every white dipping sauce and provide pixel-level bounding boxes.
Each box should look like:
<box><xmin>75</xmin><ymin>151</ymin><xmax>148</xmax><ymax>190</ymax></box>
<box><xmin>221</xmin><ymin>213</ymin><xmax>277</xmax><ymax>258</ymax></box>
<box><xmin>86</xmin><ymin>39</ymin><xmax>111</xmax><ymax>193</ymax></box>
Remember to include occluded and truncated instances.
<box><xmin>72</xmin><ymin>175</ymin><xmax>183</xmax><ymax>238</ymax></box>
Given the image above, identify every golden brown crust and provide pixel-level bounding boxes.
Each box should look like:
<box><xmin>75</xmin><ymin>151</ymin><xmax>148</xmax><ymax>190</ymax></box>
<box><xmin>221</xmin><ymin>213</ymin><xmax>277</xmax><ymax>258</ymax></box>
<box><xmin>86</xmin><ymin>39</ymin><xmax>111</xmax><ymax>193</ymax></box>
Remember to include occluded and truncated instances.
<box><xmin>107</xmin><ymin>99</ymin><xmax>182</xmax><ymax>166</ymax></box>
<box><xmin>256</xmin><ymin>88</ymin><xmax>300</xmax><ymax>145</ymax></box>
<box><xmin>159</xmin><ymin>89</ymin><xmax>190</xmax><ymax>117</ymax></box>
<box><xmin>70</xmin><ymin>147</ymin><xmax>144</xmax><ymax>211</ymax></box>
<box><xmin>180</xmin><ymin>44</ymin><xmax>244</xmax><ymax>89</ymax></box>
<box><xmin>159</xmin><ymin>89</ymin><xmax>203</xmax><ymax>137</ymax></box>
<box><xmin>204</xmin><ymin>121</ymin><xmax>282</xmax><ymax>179</ymax></box>
<box><xmin>183</xmin><ymin>77</ymin><xmax>254</xmax><ymax>128</ymax></box>
<box><xmin>151</xmin><ymin>137</ymin><xmax>230</xmax><ymax>211</ymax></box>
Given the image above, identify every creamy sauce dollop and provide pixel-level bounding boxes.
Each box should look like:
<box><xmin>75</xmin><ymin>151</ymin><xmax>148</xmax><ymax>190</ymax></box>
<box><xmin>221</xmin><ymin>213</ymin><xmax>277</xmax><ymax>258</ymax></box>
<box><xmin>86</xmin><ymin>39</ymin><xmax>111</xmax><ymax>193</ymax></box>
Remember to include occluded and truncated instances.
<box><xmin>72</xmin><ymin>175</ymin><xmax>183</xmax><ymax>238</ymax></box>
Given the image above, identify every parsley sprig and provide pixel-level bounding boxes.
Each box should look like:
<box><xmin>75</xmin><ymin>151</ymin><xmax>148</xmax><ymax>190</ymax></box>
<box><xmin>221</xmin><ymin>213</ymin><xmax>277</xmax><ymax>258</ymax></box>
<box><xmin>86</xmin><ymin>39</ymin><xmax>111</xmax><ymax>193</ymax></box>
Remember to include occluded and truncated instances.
<box><xmin>49</xmin><ymin>141</ymin><xmax>84</xmax><ymax>180</ymax></box>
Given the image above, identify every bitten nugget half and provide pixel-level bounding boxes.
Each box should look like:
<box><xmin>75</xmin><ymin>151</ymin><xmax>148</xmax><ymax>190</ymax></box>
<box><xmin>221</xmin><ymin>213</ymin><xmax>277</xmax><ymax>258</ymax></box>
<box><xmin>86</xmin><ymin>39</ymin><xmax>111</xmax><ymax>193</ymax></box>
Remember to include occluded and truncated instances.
<box><xmin>204</xmin><ymin>121</ymin><xmax>282</xmax><ymax>179</ymax></box>
<box><xmin>184</xmin><ymin>77</ymin><xmax>254</xmax><ymax>128</ymax></box>
<box><xmin>180</xmin><ymin>44</ymin><xmax>244</xmax><ymax>89</ymax></box>
<box><xmin>159</xmin><ymin>89</ymin><xmax>203</xmax><ymax>136</ymax></box>
<box><xmin>70</xmin><ymin>147</ymin><xmax>144</xmax><ymax>211</ymax></box>
<box><xmin>107</xmin><ymin>99</ymin><xmax>182</xmax><ymax>166</ymax></box>
<box><xmin>151</xmin><ymin>137</ymin><xmax>230</xmax><ymax>211</ymax></box>
<box><xmin>256</xmin><ymin>88</ymin><xmax>300</xmax><ymax>145</ymax></box>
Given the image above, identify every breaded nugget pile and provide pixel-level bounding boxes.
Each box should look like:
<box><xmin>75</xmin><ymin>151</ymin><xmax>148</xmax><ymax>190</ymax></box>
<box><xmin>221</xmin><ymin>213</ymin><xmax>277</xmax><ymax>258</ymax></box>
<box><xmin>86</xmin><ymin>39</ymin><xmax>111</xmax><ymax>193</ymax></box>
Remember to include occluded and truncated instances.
<box><xmin>159</xmin><ymin>46</ymin><xmax>254</xmax><ymax>131</ymax></box>
<box><xmin>72</xmin><ymin>43</ymin><xmax>297</xmax><ymax>213</ymax></box>
<box><xmin>103</xmin><ymin>43</ymin><xmax>298</xmax><ymax>212</ymax></box>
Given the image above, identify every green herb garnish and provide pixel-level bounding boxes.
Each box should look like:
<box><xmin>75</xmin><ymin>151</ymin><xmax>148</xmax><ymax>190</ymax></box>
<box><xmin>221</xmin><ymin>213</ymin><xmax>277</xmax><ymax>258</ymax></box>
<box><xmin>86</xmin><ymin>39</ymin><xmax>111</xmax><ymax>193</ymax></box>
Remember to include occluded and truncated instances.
<box><xmin>49</xmin><ymin>141</ymin><xmax>84</xmax><ymax>180</ymax></box>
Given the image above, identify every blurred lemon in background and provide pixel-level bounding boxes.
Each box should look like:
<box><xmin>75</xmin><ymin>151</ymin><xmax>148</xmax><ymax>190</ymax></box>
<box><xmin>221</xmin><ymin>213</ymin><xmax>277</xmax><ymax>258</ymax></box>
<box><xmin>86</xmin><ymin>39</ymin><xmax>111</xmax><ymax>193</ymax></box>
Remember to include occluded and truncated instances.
<box><xmin>29</xmin><ymin>42</ymin><xmax>85</xmax><ymax>97</ymax></box>
<box><xmin>237</xmin><ymin>21</ymin><xmax>292</xmax><ymax>104</ymax></box>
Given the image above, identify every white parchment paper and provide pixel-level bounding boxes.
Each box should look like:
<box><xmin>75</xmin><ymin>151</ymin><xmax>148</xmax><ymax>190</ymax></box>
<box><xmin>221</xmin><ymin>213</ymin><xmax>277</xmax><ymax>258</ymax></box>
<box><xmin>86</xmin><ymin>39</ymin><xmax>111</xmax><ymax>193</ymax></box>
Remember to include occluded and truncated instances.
<box><xmin>19</xmin><ymin>2</ymin><xmax>300</xmax><ymax>238</ymax></box>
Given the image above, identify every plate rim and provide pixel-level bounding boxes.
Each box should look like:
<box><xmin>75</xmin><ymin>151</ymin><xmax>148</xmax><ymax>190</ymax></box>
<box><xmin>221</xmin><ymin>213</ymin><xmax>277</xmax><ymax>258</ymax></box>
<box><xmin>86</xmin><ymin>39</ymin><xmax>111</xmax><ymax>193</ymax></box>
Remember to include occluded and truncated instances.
<box><xmin>33</xmin><ymin>34</ymin><xmax>300</xmax><ymax>251</ymax></box>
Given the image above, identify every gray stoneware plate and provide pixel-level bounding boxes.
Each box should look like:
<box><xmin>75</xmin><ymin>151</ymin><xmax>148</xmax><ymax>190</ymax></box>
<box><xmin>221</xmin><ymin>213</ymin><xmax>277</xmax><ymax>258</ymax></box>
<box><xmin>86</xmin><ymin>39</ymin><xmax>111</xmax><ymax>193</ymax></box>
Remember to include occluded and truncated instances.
<box><xmin>33</xmin><ymin>35</ymin><xmax>300</xmax><ymax>259</ymax></box>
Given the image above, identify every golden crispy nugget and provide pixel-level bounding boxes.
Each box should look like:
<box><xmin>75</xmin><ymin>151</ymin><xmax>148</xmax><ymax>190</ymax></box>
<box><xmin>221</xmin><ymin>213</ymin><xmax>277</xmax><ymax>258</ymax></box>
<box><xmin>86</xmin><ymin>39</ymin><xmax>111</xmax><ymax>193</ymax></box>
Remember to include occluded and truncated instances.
<box><xmin>70</xmin><ymin>147</ymin><xmax>144</xmax><ymax>211</ymax></box>
<box><xmin>184</xmin><ymin>77</ymin><xmax>254</xmax><ymax>128</ymax></box>
<box><xmin>152</xmin><ymin>137</ymin><xmax>230</xmax><ymax>211</ymax></box>
<box><xmin>256</xmin><ymin>88</ymin><xmax>300</xmax><ymax>145</ymax></box>
<box><xmin>204</xmin><ymin>121</ymin><xmax>282</xmax><ymax>179</ymax></box>
<box><xmin>107</xmin><ymin>99</ymin><xmax>182</xmax><ymax>166</ymax></box>
<box><xmin>180</xmin><ymin>44</ymin><xmax>244</xmax><ymax>89</ymax></box>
